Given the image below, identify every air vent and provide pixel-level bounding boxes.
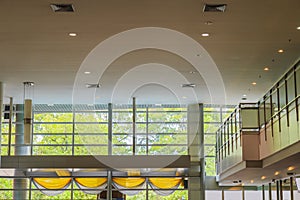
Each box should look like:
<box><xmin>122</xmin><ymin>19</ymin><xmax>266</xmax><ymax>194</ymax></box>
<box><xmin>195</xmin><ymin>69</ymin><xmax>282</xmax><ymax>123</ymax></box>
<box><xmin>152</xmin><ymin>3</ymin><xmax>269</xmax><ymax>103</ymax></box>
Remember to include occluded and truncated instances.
<box><xmin>203</xmin><ymin>4</ymin><xmax>227</xmax><ymax>12</ymax></box>
<box><xmin>86</xmin><ymin>83</ymin><xmax>101</xmax><ymax>88</ymax></box>
<box><xmin>50</xmin><ymin>4</ymin><xmax>74</xmax><ymax>12</ymax></box>
<box><xmin>182</xmin><ymin>83</ymin><xmax>196</xmax><ymax>88</ymax></box>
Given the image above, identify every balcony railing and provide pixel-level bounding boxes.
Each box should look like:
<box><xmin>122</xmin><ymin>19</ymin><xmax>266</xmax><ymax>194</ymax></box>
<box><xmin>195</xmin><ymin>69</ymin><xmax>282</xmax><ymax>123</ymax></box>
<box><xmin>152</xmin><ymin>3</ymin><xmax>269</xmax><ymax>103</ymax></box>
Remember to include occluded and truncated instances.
<box><xmin>216</xmin><ymin>59</ymin><xmax>300</xmax><ymax>175</ymax></box>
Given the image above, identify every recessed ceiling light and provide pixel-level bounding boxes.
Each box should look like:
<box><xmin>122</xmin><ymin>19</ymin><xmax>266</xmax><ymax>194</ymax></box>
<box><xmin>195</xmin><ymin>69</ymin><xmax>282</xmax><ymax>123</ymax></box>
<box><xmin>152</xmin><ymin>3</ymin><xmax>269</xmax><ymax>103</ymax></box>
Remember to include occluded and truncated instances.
<box><xmin>189</xmin><ymin>71</ymin><xmax>197</xmax><ymax>74</ymax></box>
<box><xmin>243</xmin><ymin>94</ymin><xmax>247</xmax><ymax>97</ymax></box>
<box><xmin>274</xmin><ymin>171</ymin><xmax>280</xmax><ymax>176</ymax></box>
<box><xmin>261</xmin><ymin>176</ymin><xmax>266</xmax><ymax>180</ymax></box>
<box><xmin>278</xmin><ymin>49</ymin><xmax>284</xmax><ymax>53</ymax></box>
<box><xmin>69</xmin><ymin>33</ymin><xmax>77</xmax><ymax>37</ymax></box>
<box><xmin>84</xmin><ymin>71</ymin><xmax>91</xmax><ymax>74</ymax></box>
<box><xmin>182</xmin><ymin>96</ymin><xmax>187</xmax><ymax>99</ymax></box>
<box><xmin>297</xmin><ymin>26</ymin><xmax>300</xmax><ymax>30</ymax></box>
<box><xmin>250</xmin><ymin>180</ymin><xmax>254</xmax><ymax>183</ymax></box>
<box><xmin>287</xmin><ymin>166</ymin><xmax>295</xmax><ymax>171</ymax></box>
<box><xmin>252</xmin><ymin>82</ymin><xmax>257</xmax><ymax>85</ymax></box>
<box><xmin>201</xmin><ymin>33</ymin><xmax>210</xmax><ymax>37</ymax></box>
<box><xmin>264</xmin><ymin>67</ymin><xmax>269</xmax><ymax>71</ymax></box>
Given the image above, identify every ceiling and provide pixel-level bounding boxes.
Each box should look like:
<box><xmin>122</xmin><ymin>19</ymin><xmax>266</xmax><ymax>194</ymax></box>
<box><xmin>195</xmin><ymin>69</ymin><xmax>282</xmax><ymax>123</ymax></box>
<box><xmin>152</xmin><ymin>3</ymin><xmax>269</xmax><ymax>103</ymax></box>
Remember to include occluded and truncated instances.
<box><xmin>0</xmin><ymin>0</ymin><xmax>299</xmax><ymax>105</ymax></box>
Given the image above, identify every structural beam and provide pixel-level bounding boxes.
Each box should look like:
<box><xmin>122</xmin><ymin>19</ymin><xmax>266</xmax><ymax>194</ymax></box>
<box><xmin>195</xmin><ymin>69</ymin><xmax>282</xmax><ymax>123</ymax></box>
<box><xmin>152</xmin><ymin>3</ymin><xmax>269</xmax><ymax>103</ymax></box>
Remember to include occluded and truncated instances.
<box><xmin>1</xmin><ymin>155</ymin><xmax>190</xmax><ymax>169</ymax></box>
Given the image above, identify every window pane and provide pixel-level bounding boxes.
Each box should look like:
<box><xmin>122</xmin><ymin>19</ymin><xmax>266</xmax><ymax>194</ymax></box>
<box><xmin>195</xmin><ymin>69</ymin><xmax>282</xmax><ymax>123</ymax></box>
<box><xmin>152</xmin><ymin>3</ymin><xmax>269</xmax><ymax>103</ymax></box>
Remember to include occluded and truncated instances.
<box><xmin>205</xmin><ymin>157</ymin><xmax>216</xmax><ymax>176</ymax></box>
<box><xmin>278</xmin><ymin>82</ymin><xmax>286</xmax><ymax>109</ymax></box>
<box><xmin>75</xmin><ymin>112</ymin><xmax>108</xmax><ymax>122</ymax></box>
<box><xmin>259</xmin><ymin>102</ymin><xmax>265</xmax><ymax>126</ymax></box>
<box><xmin>287</xmin><ymin>74</ymin><xmax>295</xmax><ymax>103</ymax></box>
<box><xmin>297</xmin><ymin>67</ymin><xmax>300</xmax><ymax>95</ymax></box>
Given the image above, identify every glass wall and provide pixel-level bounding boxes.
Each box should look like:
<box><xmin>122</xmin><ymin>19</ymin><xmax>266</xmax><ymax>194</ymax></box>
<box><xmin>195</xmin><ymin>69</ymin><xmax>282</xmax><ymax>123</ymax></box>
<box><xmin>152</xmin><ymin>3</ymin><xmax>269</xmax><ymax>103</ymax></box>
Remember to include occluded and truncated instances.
<box><xmin>1</xmin><ymin>104</ymin><xmax>188</xmax><ymax>156</ymax></box>
<box><xmin>203</xmin><ymin>105</ymin><xmax>235</xmax><ymax>176</ymax></box>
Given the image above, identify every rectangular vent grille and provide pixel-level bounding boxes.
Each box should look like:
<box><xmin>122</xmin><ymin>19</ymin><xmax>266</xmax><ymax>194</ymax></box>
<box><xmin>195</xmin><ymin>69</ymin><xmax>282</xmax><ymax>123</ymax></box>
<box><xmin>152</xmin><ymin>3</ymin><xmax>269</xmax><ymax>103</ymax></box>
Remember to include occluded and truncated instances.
<box><xmin>203</xmin><ymin>4</ymin><xmax>227</xmax><ymax>12</ymax></box>
<box><xmin>50</xmin><ymin>4</ymin><xmax>74</xmax><ymax>12</ymax></box>
<box><xmin>182</xmin><ymin>83</ymin><xmax>196</xmax><ymax>88</ymax></box>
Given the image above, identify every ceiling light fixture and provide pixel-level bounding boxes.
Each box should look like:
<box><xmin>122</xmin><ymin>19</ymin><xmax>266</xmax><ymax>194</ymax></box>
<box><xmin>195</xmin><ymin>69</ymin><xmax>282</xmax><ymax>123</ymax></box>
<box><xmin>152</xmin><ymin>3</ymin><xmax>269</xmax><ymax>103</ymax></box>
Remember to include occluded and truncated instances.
<box><xmin>278</xmin><ymin>49</ymin><xmax>284</xmax><ymax>53</ymax></box>
<box><xmin>69</xmin><ymin>33</ymin><xmax>77</xmax><ymax>37</ymax></box>
<box><xmin>274</xmin><ymin>171</ymin><xmax>280</xmax><ymax>176</ymax></box>
<box><xmin>250</xmin><ymin>180</ymin><xmax>254</xmax><ymax>183</ymax></box>
<box><xmin>84</xmin><ymin>71</ymin><xmax>91</xmax><ymax>74</ymax></box>
<box><xmin>264</xmin><ymin>67</ymin><xmax>269</xmax><ymax>71</ymax></box>
<box><xmin>182</xmin><ymin>96</ymin><xmax>187</xmax><ymax>99</ymax></box>
<box><xmin>201</xmin><ymin>33</ymin><xmax>210</xmax><ymax>37</ymax></box>
<box><xmin>297</xmin><ymin>26</ymin><xmax>300</xmax><ymax>30</ymax></box>
<box><xmin>261</xmin><ymin>176</ymin><xmax>266</xmax><ymax>180</ymax></box>
<box><xmin>287</xmin><ymin>166</ymin><xmax>295</xmax><ymax>171</ymax></box>
<box><xmin>252</xmin><ymin>82</ymin><xmax>257</xmax><ymax>85</ymax></box>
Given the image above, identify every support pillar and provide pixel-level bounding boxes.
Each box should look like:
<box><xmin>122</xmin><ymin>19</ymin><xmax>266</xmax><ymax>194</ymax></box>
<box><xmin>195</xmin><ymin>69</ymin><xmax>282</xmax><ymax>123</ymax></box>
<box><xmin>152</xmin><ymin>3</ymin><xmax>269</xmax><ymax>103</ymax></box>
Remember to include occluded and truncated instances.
<box><xmin>107</xmin><ymin>171</ymin><xmax>112</xmax><ymax>200</ymax></box>
<box><xmin>279</xmin><ymin>180</ymin><xmax>283</xmax><ymax>200</ymax></box>
<box><xmin>276</xmin><ymin>181</ymin><xmax>280</xmax><ymax>200</ymax></box>
<box><xmin>268</xmin><ymin>183</ymin><xmax>272</xmax><ymax>200</ymax></box>
<box><xmin>262</xmin><ymin>185</ymin><xmax>265</xmax><ymax>200</ymax></box>
<box><xmin>290</xmin><ymin>177</ymin><xmax>294</xmax><ymax>200</ymax></box>
<box><xmin>188</xmin><ymin>104</ymin><xmax>204</xmax><ymax>200</ymax></box>
<box><xmin>242</xmin><ymin>186</ymin><xmax>245</xmax><ymax>200</ymax></box>
<box><xmin>0</xmin><ymin>82</ymin><xmax>3</xmax><ymax>166</ymax></box>
<box><xmin>108</xmin><ymin>103</ymin><xmax>112</xmax><ymax>155</ymax></box>
<box><xmin>13</xmin><ymin>104</ymin><xmax>28</xmax><ymax>200</ymax></box>
<box><xmin>222</xmin><ymin>188</ymin><xmax>225</xmax><ymax>200</ymax></box>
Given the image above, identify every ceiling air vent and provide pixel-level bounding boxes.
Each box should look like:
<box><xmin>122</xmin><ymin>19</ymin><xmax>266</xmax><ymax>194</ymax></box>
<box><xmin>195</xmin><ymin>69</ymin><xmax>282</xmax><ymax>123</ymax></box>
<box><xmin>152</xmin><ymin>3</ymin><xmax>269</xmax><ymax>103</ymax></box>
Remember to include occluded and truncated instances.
<box><xmin>85</xmin><ymin>83</ymin><xmax>101</xmax><ymax>88</ymax></box>
<box><xmin>50</xmin><ymin>4</ymin><xmax>74</xmax><ymax>12</ymax></box>
<box><xmin>182</xmin><ymin>83</ymin><xmax>196</xmax><ymax>88</ymax></box>
<box><xmin>203</xmin><ymin>4</ymin><xmax>227</xmax><ymax>12</ymax></box>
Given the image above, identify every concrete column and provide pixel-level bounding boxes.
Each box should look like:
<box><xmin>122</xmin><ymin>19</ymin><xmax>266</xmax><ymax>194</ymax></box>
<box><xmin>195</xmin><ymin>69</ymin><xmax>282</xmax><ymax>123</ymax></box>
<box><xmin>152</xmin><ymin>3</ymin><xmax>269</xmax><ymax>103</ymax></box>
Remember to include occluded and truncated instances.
<box><xmin>13</xmin><ymin>104</ymin><xmax>28</xmax><ymax>200</ymax></box>
<box><xmin>187</xmin><ymin>104</ymin><xmax>204</xmax><ymax>200</ymax></box>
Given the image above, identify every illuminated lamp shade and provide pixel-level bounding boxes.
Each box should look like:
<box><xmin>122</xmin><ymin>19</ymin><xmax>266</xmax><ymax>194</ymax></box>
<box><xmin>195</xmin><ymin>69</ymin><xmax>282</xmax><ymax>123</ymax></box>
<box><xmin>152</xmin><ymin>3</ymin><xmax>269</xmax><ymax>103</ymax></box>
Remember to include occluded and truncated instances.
<box><xmin>23</xmin><ymin>82</ymin><xmax>34</xmax><ymax>144</ymax></box>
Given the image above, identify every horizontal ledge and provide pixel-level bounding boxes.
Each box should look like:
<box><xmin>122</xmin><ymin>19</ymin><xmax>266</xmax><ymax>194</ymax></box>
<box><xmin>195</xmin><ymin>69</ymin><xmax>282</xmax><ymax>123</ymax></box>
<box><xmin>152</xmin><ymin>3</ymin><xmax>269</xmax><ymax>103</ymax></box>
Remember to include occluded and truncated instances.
<box><xmin>1</xmin><ymin>155</ymin><xmax>190</xmax><ymax>169</ymax></box>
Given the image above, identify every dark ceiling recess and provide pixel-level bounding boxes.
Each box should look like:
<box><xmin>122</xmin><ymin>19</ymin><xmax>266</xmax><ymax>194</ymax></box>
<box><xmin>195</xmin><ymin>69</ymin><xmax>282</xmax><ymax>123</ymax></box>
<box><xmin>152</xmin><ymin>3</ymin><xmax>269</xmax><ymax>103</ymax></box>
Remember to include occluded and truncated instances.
<box><xmin>50</xmin><ymin>4</ymin><xmax>74</xmax><ymax>12</ymax></box>
<box><xmin>203</xmin><ymin>4</ymin><xmax>227</xmax><ymax>12</ymax></box>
